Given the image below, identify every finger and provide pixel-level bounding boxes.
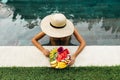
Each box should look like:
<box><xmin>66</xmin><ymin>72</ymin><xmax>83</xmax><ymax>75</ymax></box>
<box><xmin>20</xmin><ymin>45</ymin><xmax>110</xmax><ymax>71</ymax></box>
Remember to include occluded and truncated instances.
<box><xmin>68</xmin><ymin>60</ymin><xmax>73</xmax><ymax>66</ymax></box>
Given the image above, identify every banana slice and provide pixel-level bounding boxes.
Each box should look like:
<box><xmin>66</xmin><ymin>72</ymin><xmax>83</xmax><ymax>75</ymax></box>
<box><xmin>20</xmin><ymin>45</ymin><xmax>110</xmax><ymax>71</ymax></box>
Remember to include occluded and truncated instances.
<box><xmin>57</xmin><ymin>62</ymin><xmax>67</xmax><ymax>69</ymax></box>
<box><xmin>50</xmin><ymin>60</ymin><xmax>57</xmax><ymax>65</ymax></box>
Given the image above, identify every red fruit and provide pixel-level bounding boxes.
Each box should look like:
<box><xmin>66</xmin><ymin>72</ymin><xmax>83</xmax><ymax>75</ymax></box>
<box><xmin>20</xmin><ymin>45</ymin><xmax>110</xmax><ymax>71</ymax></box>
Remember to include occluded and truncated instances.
<box><xmin>64</xmin><ymin>49</ymin><xmax>69</xmax><ymax>54</ymax></box>
<box><xmin>57</xmin><ymin>47</ymin><xmax>64</xmax><ymax>53</ymax></box>
<box><xmin>57</xmin><ymin>49</ymin><xmax>70</xmax><ymax>61</ymax></box>
<box><xmin>57</xmin><ymin>54</ymin><xmax>63</xmax><ymax>61</ymax></box>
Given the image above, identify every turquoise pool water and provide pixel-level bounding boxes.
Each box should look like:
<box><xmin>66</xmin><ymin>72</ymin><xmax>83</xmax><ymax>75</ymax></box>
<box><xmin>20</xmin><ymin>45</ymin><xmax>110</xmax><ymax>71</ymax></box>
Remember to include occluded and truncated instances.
<box><xmin>0</xmin><ymin>0</ymin><xmax>120</xmax><ymax>45</ymax></box>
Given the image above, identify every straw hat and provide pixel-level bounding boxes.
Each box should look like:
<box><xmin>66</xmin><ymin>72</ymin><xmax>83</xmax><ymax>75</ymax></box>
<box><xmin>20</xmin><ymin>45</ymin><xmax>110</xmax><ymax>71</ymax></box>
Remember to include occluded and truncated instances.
<box><xmin>40</xmin><ymin>13</ymin><xmax>74</xmax><ymax>38</ymax></box>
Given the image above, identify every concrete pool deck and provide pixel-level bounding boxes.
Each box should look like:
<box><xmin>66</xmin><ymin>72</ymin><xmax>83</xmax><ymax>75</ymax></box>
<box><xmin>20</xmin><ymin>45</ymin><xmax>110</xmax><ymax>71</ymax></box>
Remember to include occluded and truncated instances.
<box><xmin>0</xmin><ymin>46</ymin><xmax>120</xmax><ymax>67</ymax></box>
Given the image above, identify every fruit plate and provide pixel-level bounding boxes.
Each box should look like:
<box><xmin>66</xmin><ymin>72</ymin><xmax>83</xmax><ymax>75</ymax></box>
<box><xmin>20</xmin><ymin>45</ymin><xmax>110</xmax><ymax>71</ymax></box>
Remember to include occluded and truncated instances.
<box><xmin>49</xmin><ymin>47</ymin><xmax>71</xmax><ymax>69</ymax></box>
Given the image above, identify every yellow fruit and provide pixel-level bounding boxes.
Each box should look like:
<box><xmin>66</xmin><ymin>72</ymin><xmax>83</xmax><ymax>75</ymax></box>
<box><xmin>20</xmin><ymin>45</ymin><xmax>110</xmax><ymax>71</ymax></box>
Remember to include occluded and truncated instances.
<box><xmin>51</xmin><ymin>64</ymin><xmax>57</xmax><ymax>68</ymax></box>
<box><xmin>50</xmin><ymin>60</ymin><xmax>57</xmax><ymax>65</ymax></box>
<box><xmin>57</xmin><ymin>62</ymin><xmax>67</xmax><ymax>68</ymax></box>
<box><xmin>52</xmin><ymin>48</ymin><xmax>57</xmax><ymax>53</ymax></box>
<box><xmin>55</xmin><ymin>66</ymin><xmax>59</xmax><ymax>68</ymax></box>
<box><xmin>49</xmin><ymin>54</ymin><xmax>54</xmax><ymax>58</ymax></box>
<box><xmin>49</xmin><ymin>48</ymin><xmax>57</xmax><ymax>59</ymax></box>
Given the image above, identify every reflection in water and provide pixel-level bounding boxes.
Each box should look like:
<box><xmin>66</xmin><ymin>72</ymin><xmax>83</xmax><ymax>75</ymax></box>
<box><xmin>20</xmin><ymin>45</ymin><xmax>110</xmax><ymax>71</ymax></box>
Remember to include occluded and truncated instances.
<box><xmin>1</xmin><ymin>0</ymin><xmax>8</xmax><ymax>3</ymax></box>
<box><xmin>24</xmin><ymin>18</ymin><xmax>40</xmax><ymax>29</ymax></box>
<box><xmin>102</xmin><ymin>19</ymin><xmax>120</xmax><ymax>34</ymax></box>
<box><xmin>0</xmin><ymin>2</ymin><xmax>13</xmax><ymax>18</ymax></box>
<box><xmin>0</xmin><ymin>13</ymin><xmax>120</xmax><ymax>45</ymax></box>
<box><xmin>0</xmin><ymin>13</ymin><xmax>41</xmax><ymax>46</ymax></box>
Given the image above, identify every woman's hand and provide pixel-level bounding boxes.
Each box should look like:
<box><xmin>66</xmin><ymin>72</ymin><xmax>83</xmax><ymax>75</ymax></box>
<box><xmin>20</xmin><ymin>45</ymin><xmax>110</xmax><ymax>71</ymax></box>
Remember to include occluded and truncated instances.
<box><xmin>68</xmin><ymin>55</ymin><xmax>76</xmax><ymax>66</ymax></box>
<box><xmin>42</xmin><ymin>49</ymin><xmax>50</xmax><ymax>57</ymax></box>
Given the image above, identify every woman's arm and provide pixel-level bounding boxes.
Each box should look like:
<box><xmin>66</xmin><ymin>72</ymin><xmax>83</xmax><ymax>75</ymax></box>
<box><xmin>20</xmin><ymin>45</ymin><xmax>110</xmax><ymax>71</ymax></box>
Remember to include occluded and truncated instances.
<box><xmin>68</xmin><ymin>28</ymin><xmax>86</xmax><ymax>65</ymax></box>
<box><xmin>32</xmin><ymin>32</ymin><xmax>50</xmax><ymax>57</ymax></box>
<box><xmin>73</xmin><ymin>28</ymin><xmax>86</xmax><ymax>58</ymax></box>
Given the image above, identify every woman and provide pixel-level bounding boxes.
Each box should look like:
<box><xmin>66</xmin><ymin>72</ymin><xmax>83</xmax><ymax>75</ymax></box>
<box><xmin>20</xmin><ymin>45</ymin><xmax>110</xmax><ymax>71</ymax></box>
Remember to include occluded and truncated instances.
<box><xmin>32</xmin><ymin>13</ymin><xmax>86</xmax><ymax>65</ymax></box>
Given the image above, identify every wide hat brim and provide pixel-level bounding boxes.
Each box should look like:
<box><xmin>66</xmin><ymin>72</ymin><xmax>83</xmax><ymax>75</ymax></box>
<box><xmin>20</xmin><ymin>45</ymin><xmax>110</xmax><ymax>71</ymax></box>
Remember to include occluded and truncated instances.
<box><xmin>40</xmin><ymin>15</ymin><xmax>74</xmax><ymax>38</ymax></box>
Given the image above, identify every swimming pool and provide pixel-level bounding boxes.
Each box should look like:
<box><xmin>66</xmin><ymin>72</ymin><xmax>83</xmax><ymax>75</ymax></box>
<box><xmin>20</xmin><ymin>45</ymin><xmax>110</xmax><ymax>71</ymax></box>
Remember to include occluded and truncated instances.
<box><xmin>0</xmin><ymin>0</ymin><xmax>120</xmax><ymax>46</ymax></box>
